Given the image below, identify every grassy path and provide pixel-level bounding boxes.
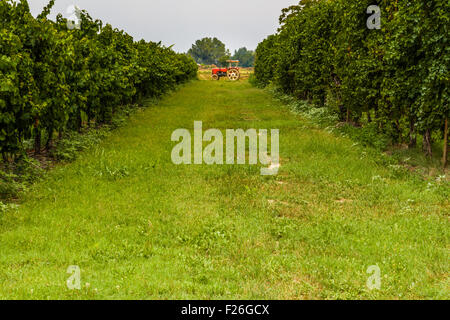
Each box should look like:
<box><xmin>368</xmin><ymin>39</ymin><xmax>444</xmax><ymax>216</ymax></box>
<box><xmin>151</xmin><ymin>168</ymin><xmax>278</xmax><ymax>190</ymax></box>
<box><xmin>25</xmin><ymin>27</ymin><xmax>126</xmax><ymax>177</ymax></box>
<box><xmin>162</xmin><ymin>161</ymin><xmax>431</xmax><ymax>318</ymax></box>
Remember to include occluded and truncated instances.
<box><xmin>0</xmin><ymin>80</ymin><xmax>448</xmax><ymax>299</ymax></box>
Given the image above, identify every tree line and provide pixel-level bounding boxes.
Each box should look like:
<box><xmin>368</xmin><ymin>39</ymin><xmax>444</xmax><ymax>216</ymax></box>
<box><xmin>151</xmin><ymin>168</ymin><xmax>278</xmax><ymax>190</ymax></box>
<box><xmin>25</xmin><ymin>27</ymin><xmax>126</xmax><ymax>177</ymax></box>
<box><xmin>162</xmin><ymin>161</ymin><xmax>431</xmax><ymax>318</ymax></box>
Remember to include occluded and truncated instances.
<box><xmin>0</xmin><ymin>0</ymin><xmax>198</xmax><ymax>161</ymax></box>
<box><xmin>254</xmin><ymin>0</ymin><xmax>449</xmax><ymax>167</ymax></box>
<box><xmin>188</xmin><ymin>37</ymin><xmax>255</xmax><ymax>67</ymax></box>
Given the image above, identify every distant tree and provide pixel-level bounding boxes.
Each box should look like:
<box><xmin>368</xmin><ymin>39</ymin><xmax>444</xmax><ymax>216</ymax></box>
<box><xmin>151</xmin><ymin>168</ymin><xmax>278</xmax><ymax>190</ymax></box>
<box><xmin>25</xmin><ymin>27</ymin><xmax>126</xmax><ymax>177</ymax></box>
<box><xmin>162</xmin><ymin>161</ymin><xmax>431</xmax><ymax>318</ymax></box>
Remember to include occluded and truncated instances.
<box><xmin>232</xmin><ymin>47</ymin><xmax>255</xmax><ymax>67</ymax></box>
<box><xmin>188</xmin><ymin>37</ymin><xmax>229</xmax><ymax>65</ymax></box>
<box><xmin>217</xmin><ymin>55</ymin><xmax>231</xmax><ymax>67</ymax></box>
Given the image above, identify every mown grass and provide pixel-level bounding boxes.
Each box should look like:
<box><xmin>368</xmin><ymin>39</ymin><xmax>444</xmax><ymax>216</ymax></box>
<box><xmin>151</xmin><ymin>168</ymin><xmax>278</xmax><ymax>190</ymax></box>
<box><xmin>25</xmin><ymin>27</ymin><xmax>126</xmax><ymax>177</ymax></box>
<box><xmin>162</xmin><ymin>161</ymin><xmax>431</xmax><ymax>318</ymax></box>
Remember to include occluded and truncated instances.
<box><xmin>0</xmin><ymin>79</ymin><xmax>448</xmax><ymax>299</ymax></box>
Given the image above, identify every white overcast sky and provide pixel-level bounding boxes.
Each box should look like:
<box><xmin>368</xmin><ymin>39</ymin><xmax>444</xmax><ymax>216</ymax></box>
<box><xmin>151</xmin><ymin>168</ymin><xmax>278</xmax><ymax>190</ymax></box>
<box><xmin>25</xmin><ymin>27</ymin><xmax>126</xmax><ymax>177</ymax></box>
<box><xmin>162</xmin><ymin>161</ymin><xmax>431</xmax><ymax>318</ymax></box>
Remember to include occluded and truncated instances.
<box><xmin>27</xmin><ymin>0</ymin><xmax>299</xmax><ymax>53</ymax></box>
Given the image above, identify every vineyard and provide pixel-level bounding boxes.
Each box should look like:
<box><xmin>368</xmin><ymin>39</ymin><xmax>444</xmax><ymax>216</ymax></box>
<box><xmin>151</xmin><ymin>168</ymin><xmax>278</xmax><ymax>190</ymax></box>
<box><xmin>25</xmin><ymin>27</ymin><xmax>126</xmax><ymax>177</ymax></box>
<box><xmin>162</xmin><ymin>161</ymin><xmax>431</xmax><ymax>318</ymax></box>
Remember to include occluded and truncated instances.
<box><xmin>0</xmin><ymin>0</ymin><xmax>448</xmax><ymax>300</ymax></box>
<box><xmin>254</xmin><ymin>0</ymin><xmax>449</xmax><ymax>166</ymax></box>
<box><xmin>0</xmin><ymin>0</ymin><xmax>197</xmax><ymax>161</ymax></box>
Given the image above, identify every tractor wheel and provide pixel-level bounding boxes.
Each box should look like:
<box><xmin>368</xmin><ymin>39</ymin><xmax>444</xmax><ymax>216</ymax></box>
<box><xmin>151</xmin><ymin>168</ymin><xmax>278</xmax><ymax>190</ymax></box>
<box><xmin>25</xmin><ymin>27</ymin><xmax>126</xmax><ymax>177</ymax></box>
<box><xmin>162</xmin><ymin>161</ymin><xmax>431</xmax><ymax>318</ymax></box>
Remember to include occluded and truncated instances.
<box><xmin>212</xmin><ymin>74</ymin><xmax>219</xmax><ymax>81</ymax></box>
<box><xmin>227</xmin><ymin>69</ymin><xmax>240</xmax><ymax>81</ymax></box>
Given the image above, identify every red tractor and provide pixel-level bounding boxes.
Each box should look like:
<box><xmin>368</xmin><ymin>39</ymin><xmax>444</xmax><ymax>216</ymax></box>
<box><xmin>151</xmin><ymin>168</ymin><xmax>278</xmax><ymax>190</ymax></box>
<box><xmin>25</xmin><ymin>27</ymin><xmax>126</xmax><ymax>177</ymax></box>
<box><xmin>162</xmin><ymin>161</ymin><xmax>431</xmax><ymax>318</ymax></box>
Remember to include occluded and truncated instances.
<box><xmin>212</xmin><ymin>60</ymin><xmax>240</xmax><ymax>81</ymax></box>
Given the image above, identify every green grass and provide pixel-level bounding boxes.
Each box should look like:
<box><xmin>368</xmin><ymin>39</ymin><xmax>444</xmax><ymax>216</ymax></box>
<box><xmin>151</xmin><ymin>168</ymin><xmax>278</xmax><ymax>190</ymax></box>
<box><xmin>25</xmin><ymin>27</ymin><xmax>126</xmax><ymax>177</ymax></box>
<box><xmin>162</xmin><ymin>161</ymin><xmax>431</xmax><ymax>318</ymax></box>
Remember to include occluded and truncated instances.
<box><xmin>0</xmin><ymin>79</ymin><xmax>448</xmax><ymax>299</ymax></box>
